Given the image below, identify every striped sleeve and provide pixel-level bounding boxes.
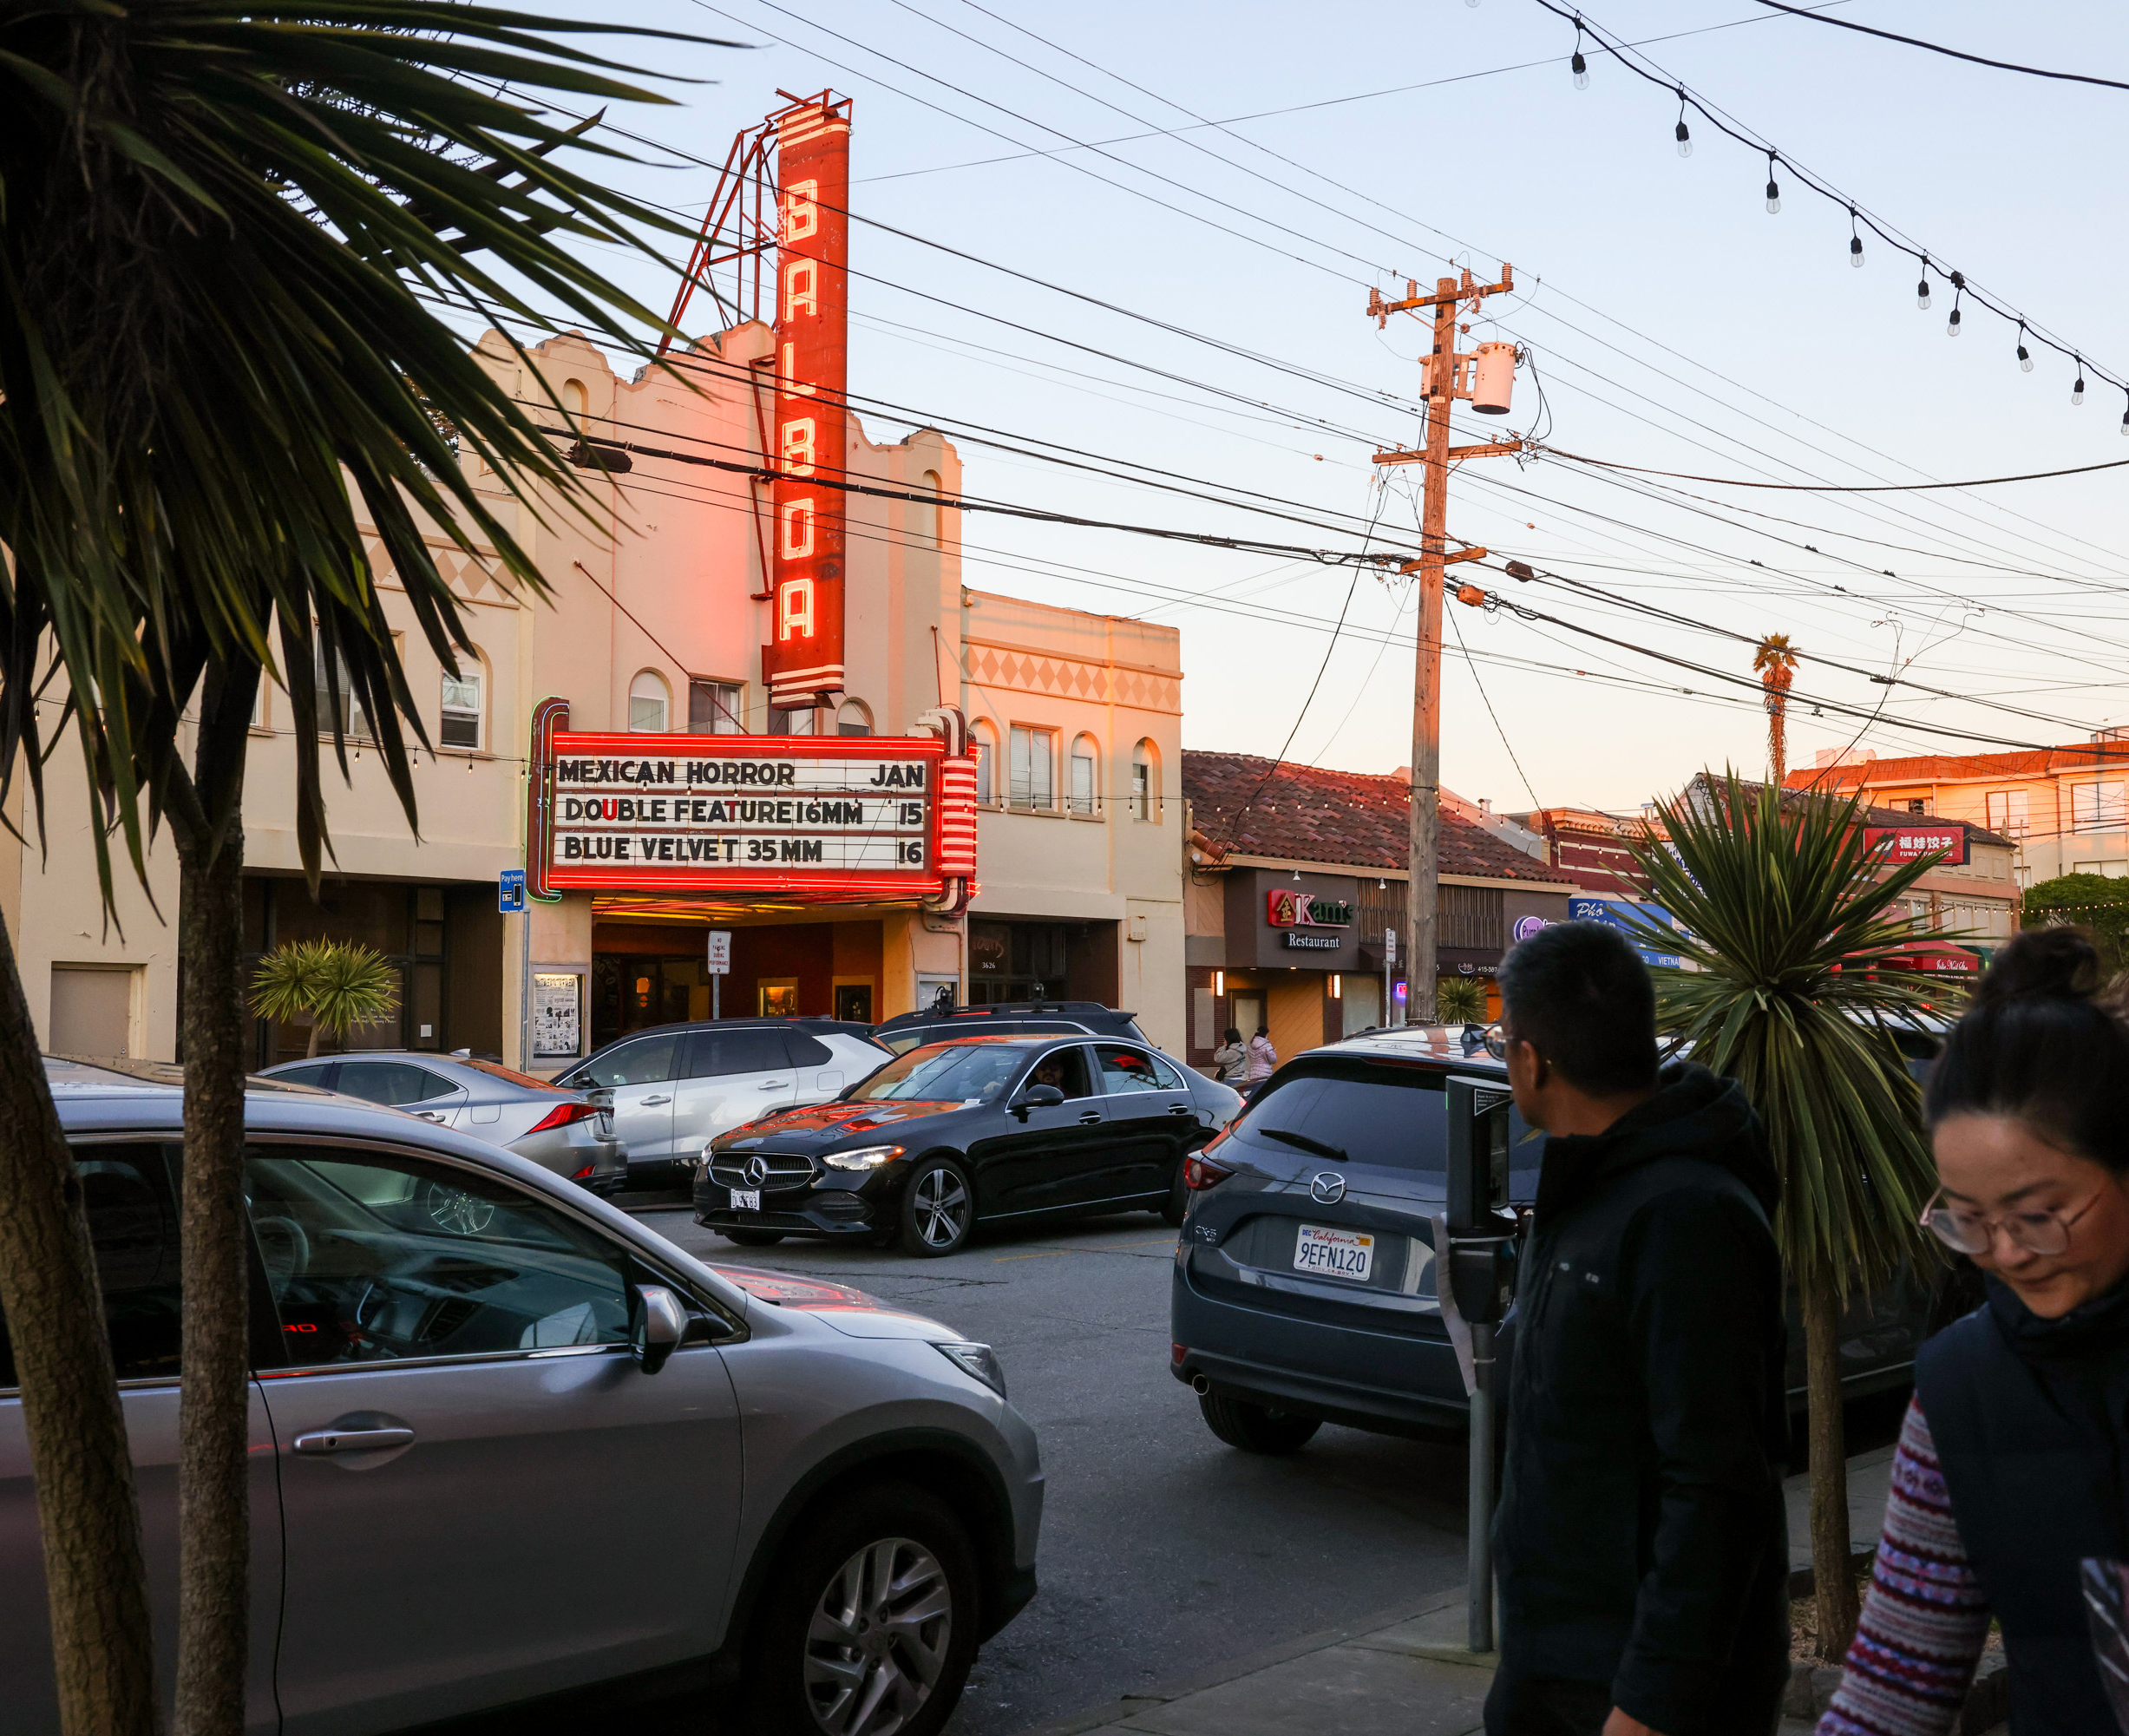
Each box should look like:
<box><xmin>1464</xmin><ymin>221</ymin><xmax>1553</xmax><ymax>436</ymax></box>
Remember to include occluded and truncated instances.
<box><xmin>1816</xmin><ymin>1394</ymin><xmax>1992</xmax><ymax>1736</ymax></box>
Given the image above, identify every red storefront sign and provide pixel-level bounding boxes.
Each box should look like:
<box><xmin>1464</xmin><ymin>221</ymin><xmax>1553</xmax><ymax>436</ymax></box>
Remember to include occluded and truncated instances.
<box><xmin>766</xmin><ymin>95</ymin><xmax>852</xmax><ymax>709</ymax></box>
<box><xmin>1864</xmin><ymin>826</ymin><xmax>1967</xmax><ymax>867</ymax></box>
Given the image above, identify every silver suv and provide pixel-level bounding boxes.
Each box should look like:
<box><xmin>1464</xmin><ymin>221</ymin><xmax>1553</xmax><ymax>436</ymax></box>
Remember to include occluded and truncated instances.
<box><xmin>2</xmin><ymin>1065</ymin><xmax>1042</xmax><ymax>1735</ymax></box>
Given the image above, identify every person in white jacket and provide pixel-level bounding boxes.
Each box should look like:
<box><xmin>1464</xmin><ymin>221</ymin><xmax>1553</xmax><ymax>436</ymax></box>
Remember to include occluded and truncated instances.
<box><xmin>1209</xmin><ymin>1027</ymin><xmax>1248</xmax><ymax>1084</ymax></box>
<box><xmin>1244</xmin><ymin>1026</ymin><xmax>1277</xmax><ymax>1084</ymax></box>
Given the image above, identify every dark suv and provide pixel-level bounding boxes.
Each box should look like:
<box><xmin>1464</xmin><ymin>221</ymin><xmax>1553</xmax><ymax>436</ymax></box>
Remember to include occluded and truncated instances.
<box><xmin>694</xmin><ymin>1034</ymin><xmax>1223</xmax><ymax>1256</ymax></box>
<box><xmin>1171</xmin><ymin>1026</ymin><xmax>1930</xmax><ymax>1454</ymax></box>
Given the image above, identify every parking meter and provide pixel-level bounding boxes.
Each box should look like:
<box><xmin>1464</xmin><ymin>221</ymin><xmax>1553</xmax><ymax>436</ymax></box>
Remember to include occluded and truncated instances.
<box><xmin>1444</xmin><ymin>1074</ymin><xmax>1517</xmax><ymax>1654</ymax></box>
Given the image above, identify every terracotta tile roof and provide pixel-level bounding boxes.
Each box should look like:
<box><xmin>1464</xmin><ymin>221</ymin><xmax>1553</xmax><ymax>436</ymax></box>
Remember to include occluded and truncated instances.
<box><xmin>1182</xmin><ymin>752</ymin><xmax>1575</xmax><ymax>885</ymax></box>
<box><xmin>1784</xmin><ymin>743</ymin><xmax>2129</xmax><ymax>791</ymax></box>
<box><xmin>1699</xmin><ymin>773</ymin><xmax>2015</xmax><ymax>850</ymax></box>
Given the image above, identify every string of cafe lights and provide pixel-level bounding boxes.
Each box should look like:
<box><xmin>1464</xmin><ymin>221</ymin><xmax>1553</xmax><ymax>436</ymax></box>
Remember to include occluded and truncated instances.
<box><xmin>1528</xmin><ymin>0</ymin><xmax>2129</xmax><ymax>423</ymax></box>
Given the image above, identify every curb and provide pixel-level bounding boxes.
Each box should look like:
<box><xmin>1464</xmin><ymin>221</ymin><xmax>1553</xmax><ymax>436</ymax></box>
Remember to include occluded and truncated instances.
<box><xmin>1006</xmin><ymin>1586</ymin><xmax>1472</xmax><ymax>1736</ymax></box>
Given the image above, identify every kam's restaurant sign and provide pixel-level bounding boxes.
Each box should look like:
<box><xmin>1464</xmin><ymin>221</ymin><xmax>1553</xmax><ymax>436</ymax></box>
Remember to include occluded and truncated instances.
<box><xmin>1266</xmin><ymin>890</ymin><xmax>1354</xmax><ymax>928</ymax></box>
<box><xmin>536</xmin><ymin>732</ymin><xmax>976</xmax><ymax>901</ymax></box>
<box><xmin>1864</xmin><ymin>826</ymin><xmax>1967</xmax><ymax>868</ymax></box>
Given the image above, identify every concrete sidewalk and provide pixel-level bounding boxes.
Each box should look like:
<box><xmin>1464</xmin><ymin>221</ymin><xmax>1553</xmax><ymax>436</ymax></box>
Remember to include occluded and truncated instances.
<box><xmin>1012</xmin><ymin>1449</ymin><xmax>2004</xmax><ymax>1736</ymax></box>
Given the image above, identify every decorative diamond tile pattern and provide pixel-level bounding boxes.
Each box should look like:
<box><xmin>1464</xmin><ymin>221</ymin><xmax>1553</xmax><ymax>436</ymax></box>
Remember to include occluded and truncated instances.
<box><xmin>965</xmin><ymin>643</ymin><xmax>1181</xmax><ymax>715</ymax></box>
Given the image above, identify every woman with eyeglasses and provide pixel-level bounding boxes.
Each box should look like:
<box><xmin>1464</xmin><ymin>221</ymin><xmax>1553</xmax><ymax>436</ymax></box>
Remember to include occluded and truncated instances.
<box><xmin>1818</xmin><ymin>927</ymin><xmax>2129</xmax><ymax>1736</ymax></box>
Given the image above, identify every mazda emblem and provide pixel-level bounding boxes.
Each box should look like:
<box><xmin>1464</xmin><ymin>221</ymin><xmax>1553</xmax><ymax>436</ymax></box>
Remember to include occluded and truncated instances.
<box><xmin>1309</xmin><ymin>1171</ymin><xmax>1346</xmax><ymax>1205</ymax></box>
<box><xmin>744</xmin><ymin>1156</ymin><xmax>770</xmax><ymax>1187</ymax></box>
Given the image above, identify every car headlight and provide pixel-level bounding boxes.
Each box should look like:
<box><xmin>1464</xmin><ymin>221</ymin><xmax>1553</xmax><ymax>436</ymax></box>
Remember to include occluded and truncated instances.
<box><xmin>821</xmin><ymin>1143</ymin><xmax>904</xmax><ymax>1171</ymax></box>
<box><xmin>933</xmin><ymin>1340</ymin><xmax>1007</xmax><ymax>1399</ymax></box>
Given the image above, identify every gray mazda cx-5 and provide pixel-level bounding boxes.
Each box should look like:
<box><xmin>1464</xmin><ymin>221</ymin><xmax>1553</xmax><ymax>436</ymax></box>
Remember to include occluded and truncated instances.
<box><xmin>3</xmin><ymin>1060</ymin><xmax>1042</xmax><ymax>1736</ymax></box>
<box><xmin>1171</xmin><ymin>1026</ymin><xmax>1930</xmax><ymax>1456</ymax></box>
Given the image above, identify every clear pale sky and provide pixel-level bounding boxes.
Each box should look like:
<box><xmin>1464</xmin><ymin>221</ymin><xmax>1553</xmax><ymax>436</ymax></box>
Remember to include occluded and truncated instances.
<box><xmin>473</xmin><ymin>1</ymin><xmax>2129</xmax><ymax>812</ymax></box>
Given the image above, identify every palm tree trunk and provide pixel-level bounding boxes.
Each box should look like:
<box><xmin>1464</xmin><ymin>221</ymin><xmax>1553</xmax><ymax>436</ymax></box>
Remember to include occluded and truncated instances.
<box><xmin>0</xmin><ymin>899</ymin><xmax>158</xmax><ymax>1733</ymax></box>
<box><xmin>171</xmin><ymin>663</ymin><xmax>259</xmax><ymax>1736</ymax></box>
<box><xmin>1804</xmin><ymin>1268</ymin><xmax>1859</xmax><ymax>1661</ymax></box>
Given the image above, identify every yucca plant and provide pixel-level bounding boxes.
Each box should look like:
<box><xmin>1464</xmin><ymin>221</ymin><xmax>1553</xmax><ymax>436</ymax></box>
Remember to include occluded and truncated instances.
<box><xmin>0</xmin><ymin>5</ymin><xmax>725</xmax><ymax>1728</ymax></box>
<box><xmin>250</xmin><ymin>940</ymin><xmax>403</xmax><ymax>1057</ymax></box>
<box><xmin>1433</xmin><ymin>975</ymin><xmax>1491</xmax><ymax>1025</ymax></box>
<box><xmin>1618</xmin><ymin>770</ymin><xmax>1946</xmax><ymax>1660</ymax></box>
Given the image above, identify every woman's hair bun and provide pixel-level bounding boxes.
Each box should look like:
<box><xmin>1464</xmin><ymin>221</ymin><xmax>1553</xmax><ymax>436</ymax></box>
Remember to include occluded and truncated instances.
<box><xmin>1975</xmin><ymin>925</ymin><xmax>2104</xmax><ymax>1006</ymax></box>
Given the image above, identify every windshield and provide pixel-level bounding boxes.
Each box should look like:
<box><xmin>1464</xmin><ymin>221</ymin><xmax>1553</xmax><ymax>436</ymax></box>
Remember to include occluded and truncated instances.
<box><xmin>847</xmin><ymin>1042</ymin><xmax>1032</xmax><ymax>1104</ymax></box>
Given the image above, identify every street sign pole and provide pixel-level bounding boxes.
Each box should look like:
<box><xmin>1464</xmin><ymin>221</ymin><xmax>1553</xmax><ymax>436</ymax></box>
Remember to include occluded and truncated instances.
<box><xmin>707</xmin><ymin>929</ymin><xmax>731</xmax><ymax>1022</ymax></box>
<box><xmin>1385</xmin><ymin>926</ymin><xmax>1398</xmax><ymax>1029</ymax></box>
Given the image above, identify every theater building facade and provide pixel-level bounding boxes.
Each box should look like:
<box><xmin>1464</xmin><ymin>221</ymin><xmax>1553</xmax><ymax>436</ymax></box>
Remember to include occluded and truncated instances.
<box><xmin>2</xmin><ymin>321</ymin><xmax>1186</xmax><ymax>1068</ymax></box>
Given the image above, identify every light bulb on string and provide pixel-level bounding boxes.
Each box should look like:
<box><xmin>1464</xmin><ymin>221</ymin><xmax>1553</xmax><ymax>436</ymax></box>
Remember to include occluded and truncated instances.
<box><xmin>1849</xmin><ymin>207</ymin><xmax>1864</xmax><ymax>267</ymax></box>
<box><xmin>1570</xmin><ymin>18</ymin><xmax>1590</xmax><ymax>89</ymax></box>
<box><xmin>1916</xmin><ymin>254</ymin><xmax>1932</xmax><ymax>310</ymax></box>
<box><xmin>2119</xmin><ymin>388</ymin><xmax>2128</xmax><ymax>436</ymax></box>
<box><xmin>1763</xmin><ymin>151</ymin><xmax>1781</xmax><ymax>214</ymax></box>
<box><xmin>1674</xmin><ymin>88</ymin><xmax>1691</xmax><ymax>157</ymax></box>
<box><xmin>2074</xmin><ymin>358</ymin><xmax>2086</xmax><ymax>406</ymax></box>
<box><xmin>1945</xmin><ymin>269</ymin><xmax>1966</xmax><ymax>337</ymax></box>
<box><xmin>2017</xmin><ymin>323</ymin><xmax>2034</xmax><ymax>373</ymax></box>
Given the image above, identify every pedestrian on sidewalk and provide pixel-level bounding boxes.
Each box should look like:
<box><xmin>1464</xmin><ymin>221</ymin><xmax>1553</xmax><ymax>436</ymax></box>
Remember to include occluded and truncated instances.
<box><xmin>1211</xmin><ymin>1027</ymin><xmax>1248</xmax><ymax>1084</ymax></box>
<box><xmin>1817</xmin><ymin>927</ymin><xmax>2129</xmax><ymax>1736</ymax></box>
<box><xmin>1488</xmin><ymin>921</ymin><xmax>1789</xmax><ymax>1736</ymax></box>
<box><xmin>1244</xmin><ymin>1025</ymin><xmax>1276</xmax><ymax>1084</ymax></box>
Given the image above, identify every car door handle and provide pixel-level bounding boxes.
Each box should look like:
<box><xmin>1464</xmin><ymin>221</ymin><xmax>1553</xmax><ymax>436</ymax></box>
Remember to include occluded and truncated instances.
<box><xmin>1078</xmin><ymin>1110</ymin><xmax>1103</xmax><ymax>1124</ymax></box>
<box><xmin>415</xmin><ymin>1110</ymin><xmax>446</xmax><ymax>1123</ymax></box>
<box><xmin>641</xmin><ymin>1095</ymin><xmax>671</xmax><ymax>1105</ymax></box>
<box><xmin>293</xmin><ymin>1427</ymin><xmax>415</xmax><ymax>1455</ymax></box>
<box><xmin>1168</xmin><ymin>1104</ymin><xmax>1196</xmax><ymax>1117</ymax></box>
<box><xmin>759</xmin><ymin>1079</ymin><xmax>790</xmax><ymax>1088</ymax></box>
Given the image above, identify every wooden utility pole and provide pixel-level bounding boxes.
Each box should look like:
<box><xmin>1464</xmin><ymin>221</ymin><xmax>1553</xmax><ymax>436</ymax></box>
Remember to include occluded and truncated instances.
<box><xmin>1366</xmin><ymin>265</ymin><xmax>1523</xmax><ymax>1023</ymax></box>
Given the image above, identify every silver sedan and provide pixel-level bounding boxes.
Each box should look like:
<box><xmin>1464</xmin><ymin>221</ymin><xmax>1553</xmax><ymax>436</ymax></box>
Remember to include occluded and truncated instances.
<box><xmin>258</xmin><ymin>1051</ymin><xmax>626</xmax><ymax>1191</ymax></box>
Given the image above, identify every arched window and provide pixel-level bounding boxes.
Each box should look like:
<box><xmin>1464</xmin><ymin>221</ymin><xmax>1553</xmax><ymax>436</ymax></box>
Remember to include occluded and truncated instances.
<box><xmin>970</xmin><ymin>721</ymin><xmax>997</xmax><ymax>804</ymax></box>
<box><xmin>836</xmin><ymin>698</ymin><xmax>873</xmax><ymax>737</ymax></box>
<box><xmin>1131</xmin><ymin>739</ymin><xmax>1160</xmax><ymax>822</ymax></box>
<box><xmin>916</xmin><ymin>468</ymin><xmax>944</xmax><ymax>547</ymax></box>
<box><xmin>441</xmin><ymin>654</ymin><xmax>485</xmax><ymax>750</ymax></box>
<box><xmin>628</xmin><ymin>670</ymin><xmax>670</xmax><ymax>733</ymax></box>
<box><xmin>1070</xmin><ymin>733</ymin><xmax>1098</xmax><ymax>816</ymax></box>
<box><xmin>562</xmin><ymin>378</ymin><xmax>588</xmax><ymax>418</ymax></box>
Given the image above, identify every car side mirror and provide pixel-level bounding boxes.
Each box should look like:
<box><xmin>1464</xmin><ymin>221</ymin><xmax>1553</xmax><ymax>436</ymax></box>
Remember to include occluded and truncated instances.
<box><xmin>1012</xmin><ymin>1083</ymin><xmax>1064</xmax><ymax>1120</ymax></box>
<box><xmin>632</xmin><ymin>1284</ymin><xmax>685</xmax><ymax>1374</ymax></box>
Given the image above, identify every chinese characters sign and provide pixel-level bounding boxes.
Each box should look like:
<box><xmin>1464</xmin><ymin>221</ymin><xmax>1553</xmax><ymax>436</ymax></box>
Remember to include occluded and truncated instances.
<box><xmin>1864</xmin><ymin>827</ymin><xmax>1967</xmax><ymax>868</ymax></box>
<box><xmin>767</xmin><ymin>95</ymin><xmax>852</xmax><ymax>709</ymax></box>
<box><xmin>540</xmin><ymin>733</ymin><xmax>975</xmax><ymax>900</ymax></box>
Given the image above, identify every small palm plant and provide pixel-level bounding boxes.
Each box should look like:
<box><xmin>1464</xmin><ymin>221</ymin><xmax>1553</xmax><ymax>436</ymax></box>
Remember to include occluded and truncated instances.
<box><xmin>1434</xmin><ymin>976</ymin><xmax>1491</xmax><ymax>1025</ymax></box>
<box><xmin>250</xmin><ymin>940</ymin><xmax>402</xmax><ymax>1058</ymax></box>
<box><xmin>1620</xmin><ymin>770</ymin><xmax>1946</xmax><ymax>1660</ymax></box>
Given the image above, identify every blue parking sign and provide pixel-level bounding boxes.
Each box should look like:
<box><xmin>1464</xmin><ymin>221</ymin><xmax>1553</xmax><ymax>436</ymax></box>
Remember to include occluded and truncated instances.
<box><xmin>498</xmin><ymin>868</ymin><xmax>527</xmax><ymax>914</ymax></box>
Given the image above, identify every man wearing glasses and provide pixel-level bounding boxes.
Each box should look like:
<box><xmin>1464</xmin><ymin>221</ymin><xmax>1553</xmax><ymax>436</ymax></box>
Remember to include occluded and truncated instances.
<box><xmin>1484</xmin><ymin>922</ymin><xmax>1790</xmax><ymax>1736</ymax></box>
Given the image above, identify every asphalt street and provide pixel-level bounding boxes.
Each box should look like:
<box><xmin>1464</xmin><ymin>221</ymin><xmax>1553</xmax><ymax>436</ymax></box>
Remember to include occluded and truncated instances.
<box><xmin>638</xmin><ymin>1202</ymin><xmax>1475</xmax><ymax>1736</ymax></box>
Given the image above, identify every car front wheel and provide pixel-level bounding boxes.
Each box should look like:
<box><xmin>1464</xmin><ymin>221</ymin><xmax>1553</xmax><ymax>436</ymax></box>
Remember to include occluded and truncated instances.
<box><xmin>744</xmin><ymin>1482</ymin><xmax>979</xmax><ymax>1736</ymax></box>
<box><xmin>1198</xmin><ymin>1391</ymin><xmax>1322</xmax><ymax>1455</ymax></box>
<box><xmin>899</xmin><ymin>1157</ymin><xmax>973</xmax><ymax>1257</ymax></box>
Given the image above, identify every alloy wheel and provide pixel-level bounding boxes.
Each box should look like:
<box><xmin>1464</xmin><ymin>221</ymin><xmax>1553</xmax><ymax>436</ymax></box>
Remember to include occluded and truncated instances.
<box><xmin>802</xmin><ymin>1536</ymin><xmax>953</xmax><ymax>1736</ymax></box>
<box><xmin>911</xmin><ymin>1167</ymin><xmax>968</xmax><ymax>1249</ymax></box>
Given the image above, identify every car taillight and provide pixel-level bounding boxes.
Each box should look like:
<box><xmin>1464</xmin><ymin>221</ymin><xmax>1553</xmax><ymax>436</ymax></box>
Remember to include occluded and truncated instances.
<box><xmin>1184</xmin><ymin>1152</ymin><xmax>1233</xmax><ymax>1191</ymax></box>
<box><xmin>572</xmin><ymin>1163</ymin><xmax>595</xmax><ymax>1180</ymax></box>
<box><xmin>527</xmin><ymin>1101</ymin><xmax>599</xmax><ymax>1134</ymax></box>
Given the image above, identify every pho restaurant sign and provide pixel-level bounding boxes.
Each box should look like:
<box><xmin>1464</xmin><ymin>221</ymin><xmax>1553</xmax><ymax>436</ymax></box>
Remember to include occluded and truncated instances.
<box><xmin>532</xmin><ymin>729</ymin><xmax>977</xmax><ymax>902</ymax></box>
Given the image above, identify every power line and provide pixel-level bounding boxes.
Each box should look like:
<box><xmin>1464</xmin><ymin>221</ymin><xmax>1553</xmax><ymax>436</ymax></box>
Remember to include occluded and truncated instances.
<box><xmin>1746</xmin><ymin>2</ymin><xmax>2129</xmax><ymax>94</ymax></box>
<box><xmin>1546</xmin><ymin>448</ymin><xmax>2129</xmax><ymax>495</ymax></box>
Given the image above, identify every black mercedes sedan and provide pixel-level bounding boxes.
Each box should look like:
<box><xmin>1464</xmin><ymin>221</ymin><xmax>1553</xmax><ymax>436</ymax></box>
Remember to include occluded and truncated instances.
<box><xmin>691</xmin><ymin>1034</ymin><xmax>1224</xmax><ymax>1256</ymax></box>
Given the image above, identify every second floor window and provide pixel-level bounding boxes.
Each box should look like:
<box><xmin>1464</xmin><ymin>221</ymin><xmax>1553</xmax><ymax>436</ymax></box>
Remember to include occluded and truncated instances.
<box><xmin>628</xmin><ymin>671</ymin><xmax>669</xmax><ymax>733</ymax></box>
<box><xmin>2073</xmin><ymin>780</ymin><xmax>2126</xmax><ymax>835</ymax></box>
<box><xmin>1010</xmin><ymin>726</ymin><xmax>1055</xmax><ymax>810</ymax></box>
<box><xmin>1070</xmin><ymin>736</ymin><xmax>1097</xmax><ymax>815</ymax></box>
<box><xmin>440</xmin><ymin>671</ymin><xmax>481</xmax><ymax>750</ymax></box>
<box><xmin>1986</xmin><ymin>789</ymin><xmax>2029</xmax><ymax>837</ymax></box>
<box><xmin>689</xmin><ymin>679</ymin><xmax>744</xmax><ymax>734</ymax></box>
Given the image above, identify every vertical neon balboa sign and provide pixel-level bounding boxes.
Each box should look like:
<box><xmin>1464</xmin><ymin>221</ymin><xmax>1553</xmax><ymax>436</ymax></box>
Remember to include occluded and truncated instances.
<box><xmin>766</xmin><ymin>94</ymin><xmax>853</xmax><ymax>711</ymax></box>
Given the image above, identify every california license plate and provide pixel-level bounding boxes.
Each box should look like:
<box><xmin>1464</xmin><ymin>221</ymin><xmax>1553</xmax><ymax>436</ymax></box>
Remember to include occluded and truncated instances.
<box><xmin>730</xmin><ymin>1189</ymin><xmax>761</xmax><ymax>1212</ymax></box>
<box><xmin>1294</xmin><ymin>1223</ymin><xmax>1373</xmax><ymax>1282</ymax></box>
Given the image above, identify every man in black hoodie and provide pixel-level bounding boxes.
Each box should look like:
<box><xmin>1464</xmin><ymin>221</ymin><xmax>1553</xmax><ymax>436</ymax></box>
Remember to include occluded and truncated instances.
<box><xmin>1485</xmin><ymin>921</ymin><xmax>1788</xmax><ymax>1736</ymax></box>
